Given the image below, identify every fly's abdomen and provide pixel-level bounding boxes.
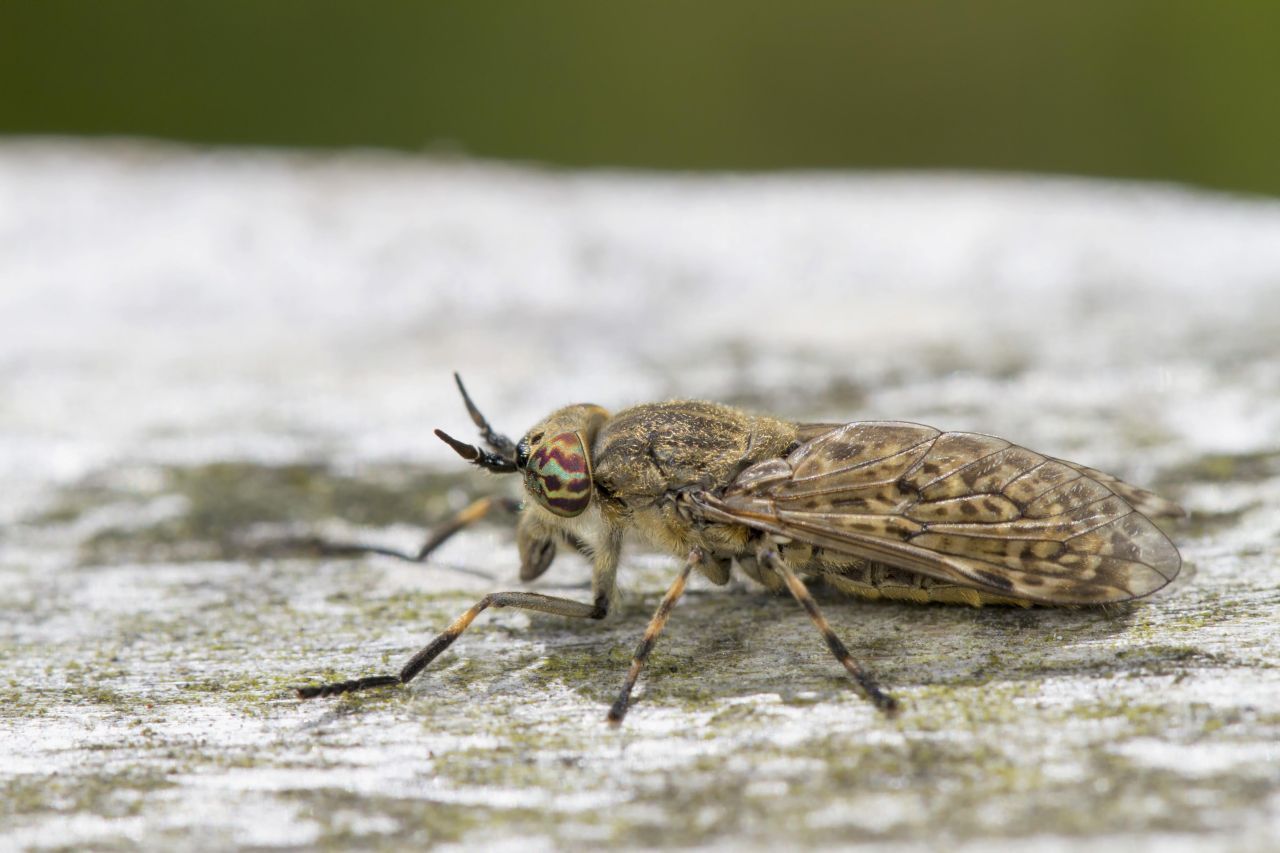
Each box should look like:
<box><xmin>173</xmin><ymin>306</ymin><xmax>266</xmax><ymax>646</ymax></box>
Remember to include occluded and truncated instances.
<box><xmin>822</xmin><ymin>565</ymin><xmax>1034</xmax><ymax>607</ymax></box>
<box><xmin>808</xmin><ymin>549</ymin><xmax>1035</xmax><ymax>608</ymax></box>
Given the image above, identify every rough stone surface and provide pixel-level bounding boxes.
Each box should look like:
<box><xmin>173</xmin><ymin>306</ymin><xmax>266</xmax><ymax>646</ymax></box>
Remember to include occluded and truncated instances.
<box><xmin>2</xmin><ymin>140</ymin><xmax>1279</xmax><ymax>850</ymax></box>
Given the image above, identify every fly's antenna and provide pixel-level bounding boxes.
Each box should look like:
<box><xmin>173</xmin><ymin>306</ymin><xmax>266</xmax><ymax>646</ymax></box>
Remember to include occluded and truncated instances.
<box><xmin>435</xmin><ymin>429</ymin><xmax>518</xmax><ymax>473</ymax></box>
<box><xmin>454</xmin><ymin>373</ymin><xmax>517</xmax><ymax>458</ymax></box>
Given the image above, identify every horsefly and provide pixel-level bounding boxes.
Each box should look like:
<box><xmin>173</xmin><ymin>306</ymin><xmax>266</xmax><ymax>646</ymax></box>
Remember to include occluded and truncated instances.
<box><xmin>295</xmin><ymin>375</ymin><xmax>1183</xmax><ymax>723</ymax></box>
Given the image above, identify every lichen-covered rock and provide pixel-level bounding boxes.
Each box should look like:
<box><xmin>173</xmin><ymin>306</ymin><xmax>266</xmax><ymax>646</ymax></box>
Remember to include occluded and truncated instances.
<box><xmin>2</xmin><ymin>141</ymin><xmax>1278</xmax><ymax>850</ymax></box>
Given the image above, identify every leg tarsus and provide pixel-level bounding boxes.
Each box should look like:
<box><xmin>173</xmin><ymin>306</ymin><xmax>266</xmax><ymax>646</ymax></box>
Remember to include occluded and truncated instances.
<box><xmin>296</xmin><ymin>674</ymin><xmax>400</xmax><ymax>699</ymax></box>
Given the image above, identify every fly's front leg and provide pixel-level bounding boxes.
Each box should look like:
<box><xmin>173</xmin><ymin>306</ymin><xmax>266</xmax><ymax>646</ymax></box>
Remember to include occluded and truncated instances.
<box><xmin>759</xmin><ymin>547</ymin><xmax>900</xmax><ymax>716</ymax></box>
<box><xmin>516</xmin><ymin>509</ymin><xmax>560</xmax><ymax>581</ymax></box>
<box><xmin>297</xmin><ymin>527</ymin><xmax>622</xmax><ymax>700</ymax></box>
<box><xmin>607</xmin><ymin>549</ymin><xmax>702</xmax><ymax>725</ymax></box>
<box><xmin>296</xmin><ymin>589</ymin><xmax>608</xmax><ymax>699</ymax></box>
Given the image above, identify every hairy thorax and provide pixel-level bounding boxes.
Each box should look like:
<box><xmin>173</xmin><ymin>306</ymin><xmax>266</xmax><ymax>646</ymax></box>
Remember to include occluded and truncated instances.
<box><xmin>584</xmin><ymin>400</ymin><xmax>798</xmax><ymax>572</ymax></box>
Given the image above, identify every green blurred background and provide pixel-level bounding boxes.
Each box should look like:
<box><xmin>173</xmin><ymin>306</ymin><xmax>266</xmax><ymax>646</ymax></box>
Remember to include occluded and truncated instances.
<box><xmin>3</xmin><ymin>1</ymin><xmax>1278</xmax><ymax>196</ymax></box>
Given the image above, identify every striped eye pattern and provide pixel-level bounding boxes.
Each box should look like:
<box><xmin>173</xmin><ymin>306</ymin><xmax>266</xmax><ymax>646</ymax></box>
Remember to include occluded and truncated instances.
<box><xmin>524</xmin><ymin>431</ymin><xmax>593</xmax><ymax>517</ymax></box>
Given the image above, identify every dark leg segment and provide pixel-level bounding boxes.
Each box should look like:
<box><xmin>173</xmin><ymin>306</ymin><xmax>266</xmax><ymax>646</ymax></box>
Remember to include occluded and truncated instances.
<box><xmin>297</xmin><ymin>590</ymin><xmax>607</xmax><ymax>699</ymax></box>
<box><xmin>606</xmin><ymin>550</ymin><xmax>701</xmax><ymax>725</ymax></box>
<box><xmin>760</xmin><ymin>549</ymin><xmax>899</xmax><ymax>716</ymax></box>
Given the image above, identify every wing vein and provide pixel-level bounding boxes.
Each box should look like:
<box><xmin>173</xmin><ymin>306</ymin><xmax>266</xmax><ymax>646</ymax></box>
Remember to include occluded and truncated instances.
<box><xmin>789</xmin><ymin>435</ymin><xmax>938</xmax><ymax>483</ymax></box>
<box><xmin>914</xmin><ymin>444</ymin><xmax>1009</xmax><ymax>491</ymax></box>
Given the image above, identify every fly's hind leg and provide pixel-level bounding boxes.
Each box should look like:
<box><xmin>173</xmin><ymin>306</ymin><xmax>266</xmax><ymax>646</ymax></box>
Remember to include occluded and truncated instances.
<box><xmin>760</xmin><ymin>548</ymin><xmax>900</xmax><ymax>716</ymax></box>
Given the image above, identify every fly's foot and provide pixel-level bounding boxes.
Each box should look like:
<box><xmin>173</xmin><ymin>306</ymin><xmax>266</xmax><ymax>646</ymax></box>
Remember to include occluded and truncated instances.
<box><xmin>296</xmin><ymin>674</ymin><xmax>400</xmax><ymax>699</ymax></box>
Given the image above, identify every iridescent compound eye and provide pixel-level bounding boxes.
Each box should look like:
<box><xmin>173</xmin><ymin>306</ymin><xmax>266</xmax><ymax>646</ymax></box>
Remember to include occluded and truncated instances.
<box><xmin>523</xmin><ymin>431</ymin><xmax>593</xmax><ymax>517</ymax></box>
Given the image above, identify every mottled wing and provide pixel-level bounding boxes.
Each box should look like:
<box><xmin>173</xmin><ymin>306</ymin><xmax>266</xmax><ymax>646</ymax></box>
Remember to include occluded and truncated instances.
<box><xmin>1052</xmin><ymin>459</ymin><xmax>1185</xmax><ymax>520</ymax></box>
<box><xmin>695</xmin><ymin>421</ymin><xmax>1182</xmax><ymax>605</ymax></box>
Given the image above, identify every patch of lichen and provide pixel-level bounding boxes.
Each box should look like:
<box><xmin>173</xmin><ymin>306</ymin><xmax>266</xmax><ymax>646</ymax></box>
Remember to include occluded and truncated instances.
<box><xmin>612</xmin><ymin>697</ymin><xmax>1271</xmax><ymax>844</ymax></box>
<box><xmin>524</xmin><ymin>591</ymin><xmax>864</xmax><ymax>711</ymax></box>
<box><xmin>258</xmin><ymin>672</ymin><xmax>1280</xmax><ymax>849</ymax></box>
<box><xmin>7</xmin><ymin>447</ymin><xmax>1276</xmax><ymax>848</ymax></box>
<box><xmin>901</xmin><ymin>681</ymin><xmax>1038</xmax><ymax>730</ymax></box>
<box><xmin>1</xmin><ymin>769</ymin><xmax>175</xmax><ymax>819</ymax></box>
<box><xmin>0</xmin><ymin>685</ymin><xmax>51</xmax><ymax>720</ymax></box>
<box><xmin>430</xmin><ymin>743</ymin><xmax>588</xmax><ymax>789</ymax></box>
<box><xmin>6</xmin><ymin>582</ymin><xmax>1275</xmax><ymax>850</ymax></box>
<box><xmin>1181</xmin><ymin>504</ymin><xmax>1260</xmax><ymax>538</ymax></box>
<box><xmin>282</xmin><ymin>787</ymin><xmax>567</xmax><ymax>849</ymax></box>
<box><xmin>577</xmin><ymin>732</ymin><xmax>1006</xmax><ymax>845</ymax></box>
<box><xmin>346</xmin><ymin>589</ymin><xmax>476</xmax><ymax>627</ymax></box>
<box><xmin>1157</xmin><ymin>450</ymin><xmax>1280</xmax><ymax>487</ymax></box>
<box><xmin>180</xmin><ymin>671</ymin><xmax>321</xmax><ymax>702</ymax></box>
<box><xmin>528</xmin><ymin>644</ymin><xmax>629</xmax><ymax>703</ymax></box>
<box><xmin>36</xmin><ymin>461</ymin><xmax>498</xmax><ymax>564</ymax></box>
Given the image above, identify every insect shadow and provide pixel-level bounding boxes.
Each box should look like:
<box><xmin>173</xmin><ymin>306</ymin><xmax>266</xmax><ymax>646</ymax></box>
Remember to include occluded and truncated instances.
<box><xmin>446</xmin><ymin>578</ymin><xmax>1150</xmax><ymax>710</ymax></box>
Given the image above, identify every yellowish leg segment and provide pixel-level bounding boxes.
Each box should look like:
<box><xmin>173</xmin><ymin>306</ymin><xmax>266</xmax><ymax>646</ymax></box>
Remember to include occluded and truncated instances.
<box><xmin>606</xmin><ymin>550</ymin><xmax>701</xmax><ymax>725</ymax></box>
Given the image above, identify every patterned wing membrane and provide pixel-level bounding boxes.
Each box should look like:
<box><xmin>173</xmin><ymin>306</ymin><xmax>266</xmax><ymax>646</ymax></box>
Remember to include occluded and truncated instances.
<box><xmin>1052</xmin><ymin>459</ymin><xmax>1186</xmax><ymax>520</ymax></box>
<box><xmin>701</xmin><ymin>422</ymin><xmax>1181</xmax><ymax>605</ymax></box>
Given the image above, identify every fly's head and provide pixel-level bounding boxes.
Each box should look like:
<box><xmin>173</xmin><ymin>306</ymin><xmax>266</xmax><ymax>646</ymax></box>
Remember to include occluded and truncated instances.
<box><xmin>515</xmin><ymin>404</ymin><xmax>609</xmax><ymax>518</ymax></box>
<box><xmin>434</xmin><ymin>375</ymin><xmax>609</xmax><ymax>520</ymax></box>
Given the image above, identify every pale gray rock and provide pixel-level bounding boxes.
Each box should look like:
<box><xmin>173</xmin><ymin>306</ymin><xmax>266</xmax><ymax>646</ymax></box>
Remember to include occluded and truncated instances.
<box><xmin>1</xmin><ymin>140</ymin><xmax>1278</xmax><ymax>850</ymax></box>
